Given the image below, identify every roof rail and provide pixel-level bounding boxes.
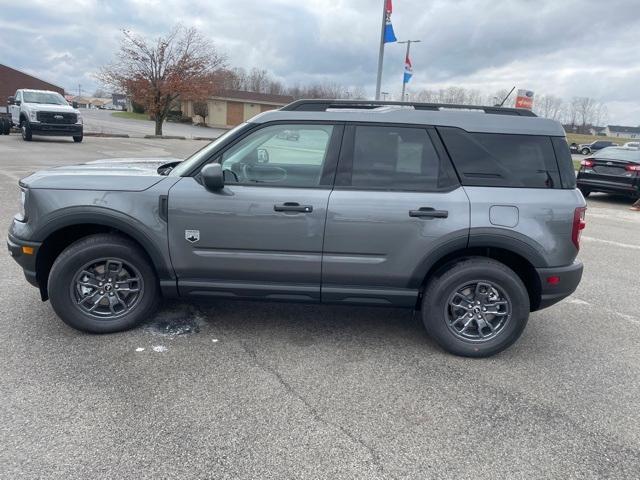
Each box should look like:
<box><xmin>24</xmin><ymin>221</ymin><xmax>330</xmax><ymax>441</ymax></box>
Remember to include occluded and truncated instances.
<box><xmin>281</xmin><ymin>99</ymin><xmax>537</xmax><ymax>117</ymax></box>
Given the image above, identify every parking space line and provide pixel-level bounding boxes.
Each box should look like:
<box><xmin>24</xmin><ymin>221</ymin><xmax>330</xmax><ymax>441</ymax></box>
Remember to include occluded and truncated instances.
<box><xmin>581</xmin><ymin>236</ymin><xmax>640</xmax><ymax>250</ymax></box>
<box><xmin>567</xmin><ymin>297</ymin><xmax>640</xmax><ymax>325</ymax></box>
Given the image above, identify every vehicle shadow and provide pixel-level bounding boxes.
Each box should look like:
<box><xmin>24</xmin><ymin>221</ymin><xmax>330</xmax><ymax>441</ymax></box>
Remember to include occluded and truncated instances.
<box><xmin>146</xmin><ymin>298</ymin><xmax>435</xmax><ymax>351</ymax></box>
<box><xmin>588</xmin><ymin>193</ymin><xmax>636</xmax><ymax>206</ymax></box>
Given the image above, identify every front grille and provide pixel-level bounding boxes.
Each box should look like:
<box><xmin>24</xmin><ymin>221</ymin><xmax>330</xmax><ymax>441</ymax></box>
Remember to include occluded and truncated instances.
<box><xmin>36</xmin><ymin>111</ymin><xmax>77</xmax><ymax>124</ymax></box>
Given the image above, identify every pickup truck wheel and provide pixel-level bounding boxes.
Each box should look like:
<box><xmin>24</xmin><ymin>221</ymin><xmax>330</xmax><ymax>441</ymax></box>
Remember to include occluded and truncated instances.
<box><xmin>73</xmin><ymin>135</ymin><xmax>83</xmax><ymax>143</ymax></box>
<box><xmin>421</xmin><ymin>258</ymin><xmax>530</xmax><ymax>358</ymax></box>
<box><xmin>1</xmin><ymin>118</ymin><xmax>9</xmax><ymax>134</ymax></box>
<box><xmin>21</xmin><ymin>120</ymin><xmax>32</xmax><ymax>141</ymax></box>
<box><xmin>48</xmin><ymin>234</ymin><xmax>159</xmax><ymax>333</ymax></box>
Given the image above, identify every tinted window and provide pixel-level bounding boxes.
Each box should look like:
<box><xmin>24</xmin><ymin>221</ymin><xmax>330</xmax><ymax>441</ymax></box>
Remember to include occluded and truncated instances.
<box><xmin>221</xmin><ymin>124</ymin><xmax>334</xmax><ymax>187</ymax></box>
<box><xmin>342</xmin><ymin>125</ymin><xmax>456</xmax><ymax>191</ymax></box>
<box><xmin>551</xmin><ymin>138</ymin><xmax>577</xmax><ymax>189</ymax></box>
<box><xmin>438</xmin><ymin>127</ymin><xmax>561</xmax><ymax>188</ymax></box>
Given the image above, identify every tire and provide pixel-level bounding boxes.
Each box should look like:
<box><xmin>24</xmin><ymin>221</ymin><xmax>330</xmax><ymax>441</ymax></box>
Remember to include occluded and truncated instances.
<box><xmin>581</xmin><ymin>148</ymin><xmax>590</xmax><ymax>155</ymax></box>
<box><xmin>421</xmin><ymin>258</ymin><xmax>530</xmax><ymax>358</ymax></box>
<box><xmin>21</xmin><ymin>120</ymin><xmax>32</xmax><ymax>141</ymax></box>
<box><xmin>3</xmin><ymin>118</ymin><xmax>10</xmax><ymax>135</ymax></box>
<box><xmin>579</xmin><ymin>187</ymin><xmax>591</xmax><ymax>198</ymax></box>
<box><xmin>48</xmin><ymin>234</ymin><xmax>159</xmax><ymax>333</ymax></box>
<box><xmin>0</xmin><ymin>118</ymin><xmax>7</xmax><ymax>134</ymax></box>
<box><xmin>73</xmin><ymin>135</ymin><xmax>83</xmax><ymax>143</ymax></box>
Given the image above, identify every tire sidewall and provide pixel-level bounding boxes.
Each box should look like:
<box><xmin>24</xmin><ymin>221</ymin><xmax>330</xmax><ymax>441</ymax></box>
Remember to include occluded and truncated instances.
<box><xmin>49</xmin><ymin>239</ymin><xmax>158</xmax><ymax>333</ymax></box>
<box><xmin>423</xmin><ymin>261</ymin><xmax>530</xmax><ymax>357</ymax></box>
<box><xmin>21</xmin><ymin>120</ymin><xmax>32</xmax><ymax>141</ymax></box>
<box><xmin>581</xmin><ymin>148</ymin><xmax>590</xmax><ymax>155</ymax></box>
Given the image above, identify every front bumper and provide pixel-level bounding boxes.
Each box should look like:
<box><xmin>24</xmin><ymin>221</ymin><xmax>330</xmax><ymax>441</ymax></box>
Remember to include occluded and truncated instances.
<box><xmin>534</xmin><ymin>260</ymin><xmax>584</xmax><ymax>311</ymax></box>
<box><xmin>30</xmin><ymin>122</ymin><xmax>83</xmax><ymax>136</ymax></box>
<box><xmin>7</xmin><ymin>232</ymin><xmax>41</xmax><ymax>288</ymax></box>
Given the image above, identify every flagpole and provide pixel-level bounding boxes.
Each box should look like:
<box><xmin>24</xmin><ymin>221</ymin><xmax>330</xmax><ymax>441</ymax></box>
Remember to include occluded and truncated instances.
<box><xmin>375</xmin><ymin>0</ymin><xmax>387</xmax><ymax>100</ymax></box>
<box><xmin>399</xmin><ymin>39</ymin><xmax>421</xmax><ymax>102</ymax></box>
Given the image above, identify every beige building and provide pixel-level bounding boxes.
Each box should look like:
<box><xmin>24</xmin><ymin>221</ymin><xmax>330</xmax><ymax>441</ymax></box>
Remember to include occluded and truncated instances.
<box><xmin>181</xmin><ymin>90</ymin><xmax>294</xmax><ymax>128</ymax></box>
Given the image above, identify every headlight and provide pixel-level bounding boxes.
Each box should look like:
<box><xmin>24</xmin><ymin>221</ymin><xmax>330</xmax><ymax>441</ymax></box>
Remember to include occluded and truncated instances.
<box><xmin>17</xmin><ymin>187</ymin><xmax>27</xmax><ymax>221</ymax></box>
<box><xmin>28</xmin><ymin>110</ymin><xmax>38</xmax><ymax>122</ymax></box>
<box><xmin>77</xmin><ymin>113</ymin><xmax>83</xmax><ymax>124</ymax></box>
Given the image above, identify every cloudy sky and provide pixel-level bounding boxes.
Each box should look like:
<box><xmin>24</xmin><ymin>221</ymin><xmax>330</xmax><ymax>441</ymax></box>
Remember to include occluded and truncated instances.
<box><xmin>1</xmin><ymin>0</ymin><xmax>639</xmax><ymax>124</ymax></box>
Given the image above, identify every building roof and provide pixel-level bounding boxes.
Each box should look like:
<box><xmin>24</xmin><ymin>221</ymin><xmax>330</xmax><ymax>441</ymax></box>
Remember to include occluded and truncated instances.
<box><xmin>254</xmin><ymin>106</ymin><xmax>565</xmax><ymax>136</ymax></box>
<box><xmin>212</xmin><ymin>89</ymin><xmax>294</xmax><ymax>105</ymax></box>
<box><xmin>0</xmin><ymin>64</ymin><xmax>65</xmax><ymax>103</ymax></box>
<box><xmin>608</xmin><ymin>125</ymin><xmax>640</xmax><ymax>134</ymax></box>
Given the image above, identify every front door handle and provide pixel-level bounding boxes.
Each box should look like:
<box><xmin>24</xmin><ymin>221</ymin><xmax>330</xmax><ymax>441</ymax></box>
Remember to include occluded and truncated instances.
<box><xmin>274</xmin><ymin>202</ymin><xmax>313</xmax><ymax>213</ymax></box>
<box><xmin>409</xmin><ymin>207</ymin><xmax>449</xmax><ymax>219</ymax></box>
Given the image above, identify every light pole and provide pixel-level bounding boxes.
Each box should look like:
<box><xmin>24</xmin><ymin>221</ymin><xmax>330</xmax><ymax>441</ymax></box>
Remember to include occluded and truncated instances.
<box><xmin>381</xmin><ymin>92</ymin><xmax>390</xmax><ymax>100</ymax></box>
<box><xmin>398</xmin><ymin>39</ymin><xmax>421</xmax><ymax>102</ymax></box>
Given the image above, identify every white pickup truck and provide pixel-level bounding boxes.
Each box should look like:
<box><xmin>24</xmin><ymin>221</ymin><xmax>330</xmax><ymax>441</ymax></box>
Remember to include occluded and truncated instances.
<box><xmin>8</xmin><ymin>89</ymin><xmax>83</xmax><ymax>142</ymax></box>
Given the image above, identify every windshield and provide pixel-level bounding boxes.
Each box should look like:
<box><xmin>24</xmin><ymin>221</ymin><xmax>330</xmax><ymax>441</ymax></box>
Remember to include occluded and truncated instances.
<box><xmin>22</xmin><ymin>91</ymin><xmax>68</xmax><ymax>105</ymax></box>
<box><xmin>594</xmin><ymin>147</ymin><xmax>640</xmax><ymax>163</ymax></box>
<box><xmin>169</xmin><ymin>123</ymin><xmax>251</xmax><ymax>176</ymax></box>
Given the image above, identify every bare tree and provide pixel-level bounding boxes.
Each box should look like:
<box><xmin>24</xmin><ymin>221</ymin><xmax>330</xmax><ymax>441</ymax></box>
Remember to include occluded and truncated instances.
<box><xmin>535</xmin><ymin>95</ymin><xmax>564</xmax><ymax>120</ymax></box>
<box><xmin>99</xmin><ymin>25</ymin><xmax>226</xmax><ymax>135</ymax></box>
<box><xmin>574</xmin><ymin>96</ymin><xmax>596</xmax><ymax>131</ymax></box>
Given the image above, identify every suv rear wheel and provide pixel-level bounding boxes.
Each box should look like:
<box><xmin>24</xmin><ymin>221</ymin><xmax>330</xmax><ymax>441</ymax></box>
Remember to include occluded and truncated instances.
<box><xmin>422</xmin><ymin>258</ymin><xmax>530</xmax><ymax>357</ymax></box>
<box><xmin>48</xmin><ymin>234</ymin><xmax>159</xmax><ymax>333</ymax></box>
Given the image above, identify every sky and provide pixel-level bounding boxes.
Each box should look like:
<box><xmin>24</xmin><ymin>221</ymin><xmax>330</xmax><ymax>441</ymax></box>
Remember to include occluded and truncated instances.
<box><xmin>1</xmin><ymin>0</ymin><xmax>639</xmax><ymax>125</ymax></box>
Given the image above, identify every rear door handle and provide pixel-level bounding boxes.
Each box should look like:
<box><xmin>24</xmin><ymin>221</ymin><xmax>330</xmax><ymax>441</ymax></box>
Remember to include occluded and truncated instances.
<box><xmin>274</xmin><ymin>202</ymin><xmax>313</xmax><ymax>213</ymax></box>
<box><xmin>409</xmin><ymin>207</ymin><xmax>449</xmax><ymax>219</ymax></box>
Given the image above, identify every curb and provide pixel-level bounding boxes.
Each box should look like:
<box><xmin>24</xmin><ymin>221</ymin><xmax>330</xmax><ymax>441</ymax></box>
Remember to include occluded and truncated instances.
<box><xmin>84</xmin><ymin>132</ymin><xmax>130</xmax><ymax>138</ymax></box>
<box><xmin>144</xmin><ymin>135</ymin><xmax>187</xmax><ymax>140</ymax></box>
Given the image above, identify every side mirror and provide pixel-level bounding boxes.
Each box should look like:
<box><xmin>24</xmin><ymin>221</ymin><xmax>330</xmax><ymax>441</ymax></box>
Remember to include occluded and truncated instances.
<box><xmin>201</xmin><ymin>163</ymin><xmax>224</xmax><ymax>191</ymax></box>
<box><xmin>72</xmin><ymin>101</ymin><xmax>78</xmax><ymax>108</ymax></box>
<box><xmin>7</xmin><ymin>96</ymin><xmax>14</xmax><ymax>105</ymax></box>
<box><xmin>15</xmin><ymin>100</ymin><xmax>21</xmax><ymax>106</ymax></box>
<box><xmin>257</xmin><ymin>148</ymin><xmax>269</xmax><ymax>164</ymax></box>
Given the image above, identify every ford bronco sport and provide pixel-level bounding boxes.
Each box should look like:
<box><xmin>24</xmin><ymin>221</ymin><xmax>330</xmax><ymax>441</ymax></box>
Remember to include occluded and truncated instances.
<box><xmin>7</xmin><ymin>100</ymin><xmax>586</xmax><ymax>357</ymax></box>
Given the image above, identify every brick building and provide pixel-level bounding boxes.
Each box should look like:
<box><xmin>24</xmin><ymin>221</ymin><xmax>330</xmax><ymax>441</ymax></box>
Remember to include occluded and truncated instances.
<box><xmin>0</xmin><ymin>64</ymin><xmax>65</xmax><ymax>113</ymax></box>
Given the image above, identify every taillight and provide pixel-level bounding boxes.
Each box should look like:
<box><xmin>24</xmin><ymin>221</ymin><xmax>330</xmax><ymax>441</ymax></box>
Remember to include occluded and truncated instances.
<box><xmin>572</xmin><ymin>207</ymin><xmax>587</xmax><ymax>250</ymax></box>
<box><xmin>581</xmin><ymin>159</ymin><xmax>594</xmax><ymax>168</ymax></box>
<box><xmin>625</xmin><ymin>164</ymin><xmax>640</xmax><ymax>172</ymax></box>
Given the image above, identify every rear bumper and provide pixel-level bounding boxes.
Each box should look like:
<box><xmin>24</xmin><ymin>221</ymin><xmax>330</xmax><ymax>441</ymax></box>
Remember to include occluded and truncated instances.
<box><xmin>534</xmin><ymin>261</ymin><xmax>584</xmax><ymax>311</ymax></box>
<box><xmin>30</xmin><ymin>122</ymin><xmax>83</xmax><ymax>136</ymax></box>
<box><xmin>577</xmin><ymin>177</ymin><xmax>639</xmax><ymax>197</ymax></box>
<box><xmin>7</xmin><ymin>232</ymin><xmax>41</xmax><ymax>288</ymax></box>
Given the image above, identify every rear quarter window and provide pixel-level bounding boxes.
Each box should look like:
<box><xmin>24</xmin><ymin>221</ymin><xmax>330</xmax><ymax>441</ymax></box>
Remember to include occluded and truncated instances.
<box><xmin>437</xmin><ymin>127</ymin><xmax>562</xmax><ymax>189</ymax></box>
<box><xmin>551</xmin><ymin>137</ymin><xmax>577</xmax><ymax>189</ymax></box>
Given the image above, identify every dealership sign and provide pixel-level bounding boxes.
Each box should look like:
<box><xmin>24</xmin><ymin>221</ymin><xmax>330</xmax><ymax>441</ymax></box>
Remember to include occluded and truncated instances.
<box><xmin>515</xmin><ymin>89</ymin><xmax>534</xmax><ymax>110</ymax></box>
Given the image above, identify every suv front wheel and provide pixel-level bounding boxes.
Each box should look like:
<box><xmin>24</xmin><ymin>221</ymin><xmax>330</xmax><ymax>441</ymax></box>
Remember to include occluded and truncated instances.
<box><xmin>21</xmin><ymin>120</ymin><xmax>32</xmax><ymax>141</ymax></box>
<box><xmin>422</xmin><ymin>258</ymin><xmax>530</xmax><ymax>357</ymax></box>
<box><xmin>48</xmin><ymin>234</ymin><xmax>159</xmax><ymax>333</ymax></box>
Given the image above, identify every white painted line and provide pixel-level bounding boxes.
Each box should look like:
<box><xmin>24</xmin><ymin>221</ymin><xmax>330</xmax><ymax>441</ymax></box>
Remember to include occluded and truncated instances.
<box><xmin>135</xmin><ymin>347</ymin><xmax>145</xmax><ymax>352</ymax></box>
<box><xmin>566</xmin><ymin>297</ymin><xmax>640</xmax><ymax>325</ymax></box>
<box><xmin>152</xmin><ymin>345</ymin><xmax>168</xmax><ymax>353</ymax></box>
<box><xmin>581</xmin><ymin>236</ymin><xmax>640</xmax><ymax>250</ymax></box>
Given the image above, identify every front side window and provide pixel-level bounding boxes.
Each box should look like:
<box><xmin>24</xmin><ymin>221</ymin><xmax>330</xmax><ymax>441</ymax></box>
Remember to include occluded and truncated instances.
<box><xmin>438</xmin><ymin>127</ymin><xmax>561</xmax><ymax>188</ymax></box>
<box><xmin>340</xmin><ymin>125</ymin><xmax>456</xmax><ymax>191</ymax></box>
<box><xmin>221</xmin><ymin>124</ymin><xmax>334</xmax><ymax>187</ymax></box>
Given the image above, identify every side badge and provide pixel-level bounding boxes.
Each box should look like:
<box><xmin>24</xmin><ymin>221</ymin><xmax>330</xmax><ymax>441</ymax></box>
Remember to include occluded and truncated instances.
<box><xmin>185</xmin><ymin>229</ymin><xmax>200</xmax><ymax>243</ymax></box>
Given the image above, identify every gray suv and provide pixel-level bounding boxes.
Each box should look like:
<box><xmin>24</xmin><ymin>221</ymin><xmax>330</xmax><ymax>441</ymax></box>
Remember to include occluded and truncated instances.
<box><xmin>7</xmin><ymin>100</ymin><xmax>586</xmax><ymax>357</ymax></box>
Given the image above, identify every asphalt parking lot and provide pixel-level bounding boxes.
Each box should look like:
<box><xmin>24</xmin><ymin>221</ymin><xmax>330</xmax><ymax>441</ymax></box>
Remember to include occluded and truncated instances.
<box><xmin>1</xmin><ymin>133</ymin><xmax>639</xmax><ymax>479</ymax></box>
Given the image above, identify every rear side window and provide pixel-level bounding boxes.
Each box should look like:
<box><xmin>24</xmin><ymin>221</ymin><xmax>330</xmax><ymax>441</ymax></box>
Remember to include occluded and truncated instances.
<box><xmin>551</xmin><ymin>137</ymin><xmax>577</xmax><ymax>188</ymax></box>
<box><xmin>337</xmin><ymin>125</ymin><xmax>458</xmax><ymax>191</ymax></box>
<box><xmin>437</xmin><ymin>127</ymin><xmax>561</xmax><ymax>188</ymax></box>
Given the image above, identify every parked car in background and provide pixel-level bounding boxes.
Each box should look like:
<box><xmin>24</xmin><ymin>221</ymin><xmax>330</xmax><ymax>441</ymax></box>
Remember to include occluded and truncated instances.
<box><xmin>578</xmin><ymin>140</ymin><xmax>618</xmax><ymax>155</ymax></box>
<box><xmin>577</xmin><ymin>147</ymin><xmax>640</xmax><ymax>198</ymax></box>
<box><xmin>8</xmin><ymin>89</ymin><xmax>83</xmax><ymax>142</ymax></box>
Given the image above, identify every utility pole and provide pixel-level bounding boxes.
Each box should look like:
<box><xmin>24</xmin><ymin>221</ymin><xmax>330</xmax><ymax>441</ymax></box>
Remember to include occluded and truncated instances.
<box><xmin>78</xmin><ymin>84</ymin><xmax>81</xmax><ymax>98</ymax></box>
<box><xmin>398</xmin><ymin>39</ymin><xmax>420</xmax><ymax>102</ymax></box>
<box><xmin>375</xmin><ymin>0</ymin><xmax>388</xmax><ymax>100</ymax></box>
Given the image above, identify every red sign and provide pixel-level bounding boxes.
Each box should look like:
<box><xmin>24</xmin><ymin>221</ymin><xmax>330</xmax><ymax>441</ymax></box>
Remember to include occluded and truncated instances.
<box><xmin>515</xmin><ymin>89</ymin><xmax>534</xmax><ymax>110</ymax></box>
